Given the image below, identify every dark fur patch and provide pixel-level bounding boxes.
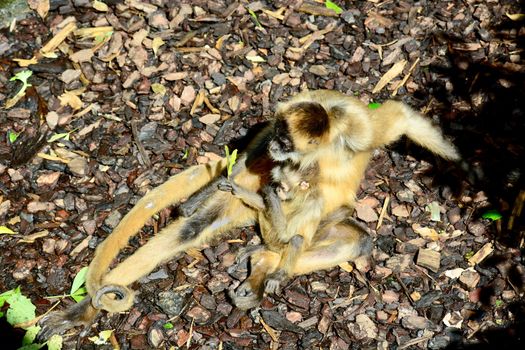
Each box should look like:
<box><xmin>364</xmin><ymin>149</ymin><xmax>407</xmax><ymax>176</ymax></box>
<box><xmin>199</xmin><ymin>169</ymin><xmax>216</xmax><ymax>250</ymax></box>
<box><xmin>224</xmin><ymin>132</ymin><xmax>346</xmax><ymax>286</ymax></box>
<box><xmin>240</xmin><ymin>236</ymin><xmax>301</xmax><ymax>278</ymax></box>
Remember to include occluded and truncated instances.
<box><xmin>180</xmin><ymin>203</ymin><xmax>221</xmax><ymax>241</ymax></box>
<box><xmin>290</xmin><ymin>102</ymin><xmax>330</xmax><ymax>138</ymax></box>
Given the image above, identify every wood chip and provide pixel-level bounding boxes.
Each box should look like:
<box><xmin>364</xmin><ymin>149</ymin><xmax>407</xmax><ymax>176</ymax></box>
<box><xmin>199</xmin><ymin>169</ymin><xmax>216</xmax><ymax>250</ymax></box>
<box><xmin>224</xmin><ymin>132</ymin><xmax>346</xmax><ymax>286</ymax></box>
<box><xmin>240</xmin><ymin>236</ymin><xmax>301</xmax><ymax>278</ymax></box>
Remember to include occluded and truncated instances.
<box><xmin>393</xmin><ymin>57</ymin><xmax>420</xmax><ymax>96</ymax></box>
<box><xmin>41</xmin><ymin>21</ymin><xmax>77</xmax><ymax>54</ymax></box>
<box><xmin>372</xmin><ymin>59</ymin><xmax>407</xmax><ymax>93</ymax></box>
<box><xmin>417</xmin><ymin>248</ymin><xmax>440</xmax><ymax>272</ymax></box>
<box><xmin>468</xmin><ymin>243</ymin><xmax>494</xmax><ymax>266</ymax></box>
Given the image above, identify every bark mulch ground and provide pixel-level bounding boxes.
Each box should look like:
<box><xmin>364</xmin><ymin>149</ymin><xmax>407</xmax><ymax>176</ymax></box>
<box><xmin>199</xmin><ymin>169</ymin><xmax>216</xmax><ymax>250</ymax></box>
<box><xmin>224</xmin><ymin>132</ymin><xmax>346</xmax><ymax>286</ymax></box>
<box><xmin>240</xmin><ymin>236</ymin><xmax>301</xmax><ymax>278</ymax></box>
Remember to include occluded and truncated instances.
<box><xmin>0</xmin><ymin>0</ymin><xmax>524</xmax><ymax>349</ymax></box>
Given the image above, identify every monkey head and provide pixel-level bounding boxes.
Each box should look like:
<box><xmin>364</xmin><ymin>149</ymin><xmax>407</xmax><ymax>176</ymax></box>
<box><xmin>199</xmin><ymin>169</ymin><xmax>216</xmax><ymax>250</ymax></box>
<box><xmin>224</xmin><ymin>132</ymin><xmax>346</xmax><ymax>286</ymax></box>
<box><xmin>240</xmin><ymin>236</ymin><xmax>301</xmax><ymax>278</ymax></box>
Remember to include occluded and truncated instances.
<box><xmin>269</xmin><ymin>91</ymin><xmax>373</xmax><ymax>163</ymax></box>
<box><xmin>269</xmin><ymin>101</ymin><xmax>330</xmax><ymax>163</ymax></box>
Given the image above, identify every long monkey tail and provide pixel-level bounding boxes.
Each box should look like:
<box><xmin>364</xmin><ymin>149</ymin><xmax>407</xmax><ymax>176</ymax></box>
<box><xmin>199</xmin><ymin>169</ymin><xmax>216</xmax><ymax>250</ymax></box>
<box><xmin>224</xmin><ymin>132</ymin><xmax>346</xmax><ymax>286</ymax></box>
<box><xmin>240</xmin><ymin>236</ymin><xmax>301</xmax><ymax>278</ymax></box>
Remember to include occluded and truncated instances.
<box><xmin>85</xmin><ymin>158</ymin><xmax>227</xmax><ymax>308</ymax></box>
<box><xmin>403</xmin><ymin>105</ymin><xmax>460</xmax><ymax>161</ymax></box>
<box><xmin>376</xmin><ymin>101</ymin><xmax>461</xmax><ymax>161</ymax></box>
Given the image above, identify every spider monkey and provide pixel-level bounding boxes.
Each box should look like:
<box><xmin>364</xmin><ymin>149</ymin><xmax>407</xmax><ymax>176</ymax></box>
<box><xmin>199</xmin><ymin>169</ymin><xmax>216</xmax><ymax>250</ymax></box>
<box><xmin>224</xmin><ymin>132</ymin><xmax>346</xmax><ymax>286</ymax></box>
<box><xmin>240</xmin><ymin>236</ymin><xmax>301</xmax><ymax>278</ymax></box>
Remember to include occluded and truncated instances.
<box><xmin>225</xmin><ymin>90</ymin><xmax>460</xmax><ymax>307</ymax></box>
<box><xmin>37</xmin><ymin>90</ymin><xmax>459</xmax><ymax>339</ymax></box>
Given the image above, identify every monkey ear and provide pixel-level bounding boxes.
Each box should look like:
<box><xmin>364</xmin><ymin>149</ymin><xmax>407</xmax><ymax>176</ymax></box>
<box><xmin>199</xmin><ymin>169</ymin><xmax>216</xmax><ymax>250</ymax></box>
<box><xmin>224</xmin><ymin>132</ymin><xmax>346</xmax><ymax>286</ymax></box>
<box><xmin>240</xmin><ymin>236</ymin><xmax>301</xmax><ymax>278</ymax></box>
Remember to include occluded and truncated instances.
<box><xmin>290</xmin><ymin>102</ymin><xmax>330</xmax><ymax>138</ymax></box>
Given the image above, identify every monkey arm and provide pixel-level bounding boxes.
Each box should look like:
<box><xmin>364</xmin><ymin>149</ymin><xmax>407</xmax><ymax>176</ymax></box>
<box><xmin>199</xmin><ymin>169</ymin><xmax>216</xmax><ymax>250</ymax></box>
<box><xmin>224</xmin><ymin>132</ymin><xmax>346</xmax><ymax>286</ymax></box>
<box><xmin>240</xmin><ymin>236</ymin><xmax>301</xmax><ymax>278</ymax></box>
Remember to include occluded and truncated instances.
<box><xmin>178</xmin><ymin>153</ymin><xmax>250</xmax><ymax>217</ymax></box>
<box><xmin>217</xmin><ymin>177</ymin><xmax>266</xmax><ymax>211</ymax></box>
<box><xmin>178</xmin><ymin>176</ymin><xmax>226</xmax><ymax>217</ymax></box>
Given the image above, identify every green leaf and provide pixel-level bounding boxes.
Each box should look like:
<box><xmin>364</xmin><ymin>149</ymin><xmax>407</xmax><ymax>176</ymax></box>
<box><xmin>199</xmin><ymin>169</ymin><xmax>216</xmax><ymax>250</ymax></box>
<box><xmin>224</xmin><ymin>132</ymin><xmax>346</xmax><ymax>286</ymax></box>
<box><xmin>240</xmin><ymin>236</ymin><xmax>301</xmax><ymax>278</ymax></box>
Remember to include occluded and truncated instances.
<box><xmin>0</xmin><ymin>226</ymin><xmax>16</xmax><ymax>235</ymax></box>
<box><xmin>464</xmin><ymin>251</ymin><xmax>475</xmax><ymax>260</ymax></box>
<box><xmin>163</xmin><ymin>322</ymin><xmax>174</xmax><ymax>329</ymax></box>
<box><xmin>6</xmin><ymin>292</ymin><xmax>36</xmax><ymax>326</ymax></box>
<box><xmin>248</xmin><ymin>9</ymin><xmax>262</xmax><ymax>27</ymax></box>
<box><xmin>225</xmin><ymin>146</ymin><xmax>238</xmax><ymax>178</ymax></box>
<box><xmin>368</xmin><ymin>102</ymin><xmax>382</xmax><ymax>110</ymax></box>
<box><xmin>47</xmin><ymin>132</ymin><xmax>70</xmax><ymax>143</ymax></box>
<box><xmin>70</xmin><ymin>267</ymin><xmax>88</xmax><ymax>295</ymax></box>
<box><xmin>10</xmin><ymin>70</ymin><xmax>33</xmax><ymax>88</ymax></box>
<box><xmin>8</xmin><ymin>130</ymin><xmax>19</xmax><ymax>143</ymax></box>
<box><xmin>482</xmin><ymin>209</ymin><xmax>502</xmax><ymax>221</ymax></box>
<box><xmin>151</xmin><ymin>83</ymin><xmax>166</xmax><ymax>96</ymax></box>
<box><xmin>0</xmin><ymin>287</ymin><xmax>19</xmax><ymax>303</ymax></box>
<box><xmin>495</xmin><ymin>299</ymin><xmax>504</xmax><ymax>308</ymax></box>
<box><xmin>17</xmin><ymin>344</ymin><xmax>43</xmax><ymax>350</ymax></box>
<box><xmin>325</xmin><ymin>0</ymin><xmax>343</xmax><ymax>14</ymax></box>
<box><xmin>182</xmin><ymin>149</ymin><xmax>189</xmax><ymax>160</ymax></box>
<box><xmin>71</xmin><ymin>287</ymin><xmax>87</xmax><ymax>303</ymax></box>
<box><xmin>46</xmin><ymin>334</ymin><xmax>63</xmax><ymax>350</ymax></box>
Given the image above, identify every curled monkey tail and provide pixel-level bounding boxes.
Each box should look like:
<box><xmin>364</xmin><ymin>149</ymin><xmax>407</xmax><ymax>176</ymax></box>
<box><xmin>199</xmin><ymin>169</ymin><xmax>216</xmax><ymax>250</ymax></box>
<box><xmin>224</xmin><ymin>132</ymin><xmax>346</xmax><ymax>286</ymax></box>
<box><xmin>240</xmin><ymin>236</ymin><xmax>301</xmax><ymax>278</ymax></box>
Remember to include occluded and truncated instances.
<box><xmin>400</xmin><ymin>104</ymin><xmax>460</xmax><ymax>161</ymax></box>
<box><xmin>86</xmin><ymin>159</ymin><xmax>227</xmax><ymax>306</ymax></box>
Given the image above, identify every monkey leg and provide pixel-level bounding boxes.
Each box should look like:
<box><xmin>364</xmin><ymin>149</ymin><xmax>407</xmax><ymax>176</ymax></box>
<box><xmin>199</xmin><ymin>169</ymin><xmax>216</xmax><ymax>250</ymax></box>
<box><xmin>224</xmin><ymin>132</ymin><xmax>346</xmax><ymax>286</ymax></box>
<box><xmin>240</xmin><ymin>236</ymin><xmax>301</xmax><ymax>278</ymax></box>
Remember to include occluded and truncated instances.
<box><xmin>231</xmin><ymin>249</ymin><xmax>280</xmax><ymax>310</ymax></box>
<box><xmin>232</xmin><ymin>221</ymin><xmax>372</xmax><ymax>309</ymax></box>
<box><xmin>86</xmin><ymin>158</ymin><xmax>227</xmax><ymax>297</ymax></box>
<box><xmin>264</xmin><ymin>234</ymin><xmax>304</xmax><ymax>294</ymax></box>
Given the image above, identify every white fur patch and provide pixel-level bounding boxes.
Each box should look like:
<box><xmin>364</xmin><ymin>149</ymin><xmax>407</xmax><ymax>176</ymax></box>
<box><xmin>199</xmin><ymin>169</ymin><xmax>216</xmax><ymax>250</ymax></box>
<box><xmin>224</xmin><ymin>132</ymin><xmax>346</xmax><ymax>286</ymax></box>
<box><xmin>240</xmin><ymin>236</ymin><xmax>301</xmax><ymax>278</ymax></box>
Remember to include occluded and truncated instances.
<box><xmin>209</xmin><ymin>217</ymin><xmax>230</xmax><ymax>231</ymax></box>
<box><xmin>145</xmin><ymin>202</ymin><xmax>154</xmax><ymax>209</ymax></box>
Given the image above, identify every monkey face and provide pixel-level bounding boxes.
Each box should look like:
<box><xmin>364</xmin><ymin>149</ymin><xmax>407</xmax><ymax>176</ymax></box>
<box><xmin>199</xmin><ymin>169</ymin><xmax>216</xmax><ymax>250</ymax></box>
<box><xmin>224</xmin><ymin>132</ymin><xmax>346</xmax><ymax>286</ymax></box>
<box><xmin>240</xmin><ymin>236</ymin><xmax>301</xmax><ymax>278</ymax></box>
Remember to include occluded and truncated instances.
<box><xmin>268</xmin><ymin>118</ymin><xmax>302</xmax><ymax>163</ymax></box>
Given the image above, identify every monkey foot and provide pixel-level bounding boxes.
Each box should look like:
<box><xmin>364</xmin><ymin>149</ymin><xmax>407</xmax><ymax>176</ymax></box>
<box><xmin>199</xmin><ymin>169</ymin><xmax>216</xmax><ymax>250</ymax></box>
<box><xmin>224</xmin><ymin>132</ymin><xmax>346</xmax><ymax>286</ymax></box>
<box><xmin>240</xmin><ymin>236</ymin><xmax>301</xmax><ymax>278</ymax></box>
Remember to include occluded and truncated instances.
<box><xmin>36</xmin><ymin>298</ymin><xmax>92</xmax><ymax>342</ymax></box>
<box><xmin>264</xmin><ymin>270</ymin><xmax>287</xmax><ymax>294</ymax></box>
<box><xmin>230</xmin><ymin>281</ymin><xmax>262</xmax><ymax>310</ymax></box>
<box><xmin>177</xmin><ymin>202</ymin><xmax>197</xmax><ymax>217</ymax></box>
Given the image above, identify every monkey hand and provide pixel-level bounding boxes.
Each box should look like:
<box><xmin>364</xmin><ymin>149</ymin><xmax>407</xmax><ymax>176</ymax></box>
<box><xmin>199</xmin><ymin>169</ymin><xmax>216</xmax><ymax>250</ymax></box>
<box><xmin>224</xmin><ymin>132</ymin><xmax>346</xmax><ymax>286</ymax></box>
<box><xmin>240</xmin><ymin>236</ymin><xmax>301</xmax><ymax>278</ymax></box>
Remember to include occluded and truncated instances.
<box><xmin>217</xmin><ymin>176</ymin><xmax>235</xmax><ymax>193</ymax></box>
<box><xmin>178</xmin><ymin>201</ymin><xmax>197</xmax><ymax>217</ymax></box>
<box><xmin>264</xmin><ymin>269</ymin><xmax>288</xmax><ymax>294</ymax></box>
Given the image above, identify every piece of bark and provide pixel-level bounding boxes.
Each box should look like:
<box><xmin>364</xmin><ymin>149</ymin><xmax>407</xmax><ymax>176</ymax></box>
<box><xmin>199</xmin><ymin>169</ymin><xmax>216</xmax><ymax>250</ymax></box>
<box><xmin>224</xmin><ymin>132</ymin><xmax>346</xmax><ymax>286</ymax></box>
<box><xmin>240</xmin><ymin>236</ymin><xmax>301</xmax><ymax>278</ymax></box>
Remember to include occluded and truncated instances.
<box><xmin>417</xmin><ymin>248</ymin><xmax>440</xmax><ymax>272</ymax></box>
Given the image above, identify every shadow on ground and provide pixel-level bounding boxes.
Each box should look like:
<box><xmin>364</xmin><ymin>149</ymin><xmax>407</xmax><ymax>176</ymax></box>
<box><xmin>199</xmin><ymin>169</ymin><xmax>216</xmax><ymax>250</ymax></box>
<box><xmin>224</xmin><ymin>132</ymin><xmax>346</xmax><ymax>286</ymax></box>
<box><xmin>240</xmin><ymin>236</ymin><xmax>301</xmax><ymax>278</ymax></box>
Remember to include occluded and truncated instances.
<box><xmin>428</xmin><ymin>1</ymin><xmax>525</xmax><ymax>348</ymax></box>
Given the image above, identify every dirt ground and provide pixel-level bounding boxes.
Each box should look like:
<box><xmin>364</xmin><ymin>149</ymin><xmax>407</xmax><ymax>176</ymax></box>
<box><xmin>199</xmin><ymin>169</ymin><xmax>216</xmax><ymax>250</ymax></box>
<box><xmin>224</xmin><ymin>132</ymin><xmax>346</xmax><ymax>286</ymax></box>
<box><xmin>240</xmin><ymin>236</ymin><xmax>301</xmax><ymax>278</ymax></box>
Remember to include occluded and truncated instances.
<box><xmin>0</xmin><ymin>0</ymin><xmax>524</xmax><ymax>349</ymax></box>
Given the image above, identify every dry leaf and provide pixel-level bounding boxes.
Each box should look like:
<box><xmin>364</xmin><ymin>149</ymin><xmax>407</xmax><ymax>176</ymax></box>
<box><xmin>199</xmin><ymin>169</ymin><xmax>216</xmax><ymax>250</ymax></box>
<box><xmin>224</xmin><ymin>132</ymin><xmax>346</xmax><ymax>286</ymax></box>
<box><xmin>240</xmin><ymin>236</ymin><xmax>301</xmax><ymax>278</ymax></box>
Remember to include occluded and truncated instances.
<box><xmin>19</xmin><ymin>230</ymin><xmax>49</xmax><ymax>243</ymax></box>
<box><xmin>152</xmin><ymin>37</ymin><xmax>165</xmax><ymax>56</ymax></box>
<box><xmin>37</xmin><ymin>152</ymin><xmax>70</xmax><ymax>164</ymax></box>
<box><xmin>190</xmin><ymin>90</ymin><xmax>205</xmax><ymax>115</ymax></box>
<box><xmin>27</xmin><ymin>0</ymin><xmax>50</xmax><ymax>19</ymax></box>
<box><xmin>372</xmin><ymin>59</ymin><xmax>407</xmax><ymax>93</ymax></box>
<box><xmin>393</xmin><ymin>57</ymin><xmax>420</xmax><ymax>96</ymax></box>
<box><xmin>93</xmin><ymin>0</ymin><xmax>109</xmax><ymax>12</ymax></box>
<box><xmin>74</xmin><ymin>26</ymin><xmax>113</xmax><ymax>40</ymax></box>
<box><xmin>12</xmin><ymin>57</ymin><xmax>38</xmax><ymax>67</ymax></box>
<box><xmin>259</xmin><ymin>316</ymin><xmax>279</xmax><ymax>342</ymax></box>
<box><xmin>59</xmin><ymin>91</ymin><xmax>83</xmax><ymax>110</ymax></box>
<box><xmin>339</xmin><ymin>262</ymin><xmax>354</xmax><ymax>273</ymax></box>
<box><xmin>412</xmin><ymin>223</ymin><xmax>439</xmax><ymax>241</ymax></box>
